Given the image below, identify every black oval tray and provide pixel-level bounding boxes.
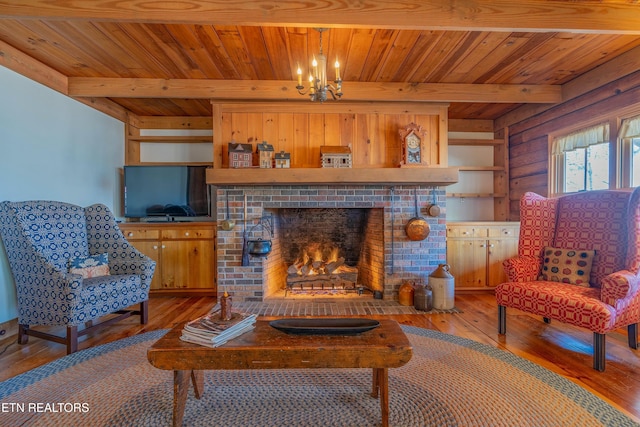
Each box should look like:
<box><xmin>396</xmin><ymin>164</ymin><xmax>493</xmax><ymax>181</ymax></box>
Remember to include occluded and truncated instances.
<box><xmin>269</xmin><ymin>318</ymin><xmax>380</xmax><ymax>335</ymax></box>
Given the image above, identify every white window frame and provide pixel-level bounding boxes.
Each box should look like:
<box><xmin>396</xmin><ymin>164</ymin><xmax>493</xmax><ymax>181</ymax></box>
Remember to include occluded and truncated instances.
<box><xmin>618</xmin><ymin>114</ymin><xmax>640</xmax><ymax>188</ymax></box>
<box><xmin>549</xmin><ymin>123</ymin><xmax>611</xmax><ymax>196</ymax></box>
<box><xmin>549</xmin><ymin>107</ymin><xmax>640</xmax><ymax>195</ymax></box>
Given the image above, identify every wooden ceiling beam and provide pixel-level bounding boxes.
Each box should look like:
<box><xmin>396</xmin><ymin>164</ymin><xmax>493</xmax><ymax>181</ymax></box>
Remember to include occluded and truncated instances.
<box><xmin>1</xmin><ymin>1</ymin><xmax>639</xmax><ymax>34</ymax></box>
<box><xmin>68</xmin><ymin>78</ymin><xmax>562</xmax><ymax>104</ymax></box>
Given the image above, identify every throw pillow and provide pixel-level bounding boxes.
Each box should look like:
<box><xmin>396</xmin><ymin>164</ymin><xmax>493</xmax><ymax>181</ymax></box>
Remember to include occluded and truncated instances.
<box><xmin>69</xmin><ymin>253</ymin><xmax>110</xmax><ymax>279</ymax></box>
<box><xmin>539</xmin><ymin>247</ymin><xmax>595</xmax><ymax>287</ymax></box>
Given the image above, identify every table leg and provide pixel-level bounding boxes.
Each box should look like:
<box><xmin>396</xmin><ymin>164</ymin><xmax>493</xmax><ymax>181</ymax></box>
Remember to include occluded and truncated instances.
<box><xmin>371</xmin><ymin>368</ymin><xmax>379</xmax><ymax>398</ymax></box>
<box><xmin>371</xmin><ymin>368</ymin><xmax>389</xmax><ymax>427</ymax></box>
<box><xmin>173</xmin><ymin>370</ymin><xmax>190</xmax><ymax>427</ymax></box>
<box><xmin>192</xmin><ymin>370</ymin><xmax>204</xmax><ymax>399</ymax></box>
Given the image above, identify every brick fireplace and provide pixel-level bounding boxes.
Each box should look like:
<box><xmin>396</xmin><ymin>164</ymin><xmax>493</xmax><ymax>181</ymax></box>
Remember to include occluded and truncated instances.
<box><xmin>216</xmin><ymin>185</ymin><xmax>446</xmax><ymax>302</ymax></box>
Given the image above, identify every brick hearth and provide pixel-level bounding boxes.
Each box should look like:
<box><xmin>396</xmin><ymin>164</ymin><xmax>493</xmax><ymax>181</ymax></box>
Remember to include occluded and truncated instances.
<box><xmin>216</xmin><ymin>185</ymin><xmax>446</xmax><ymax>302</ymax></box>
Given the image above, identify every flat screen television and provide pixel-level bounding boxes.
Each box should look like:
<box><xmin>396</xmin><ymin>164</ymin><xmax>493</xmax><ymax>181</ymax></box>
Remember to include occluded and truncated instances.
<box><xmin>123</xmin><ymin>165</ymin><xmax>211</xmax><ymax>219</ymax></box>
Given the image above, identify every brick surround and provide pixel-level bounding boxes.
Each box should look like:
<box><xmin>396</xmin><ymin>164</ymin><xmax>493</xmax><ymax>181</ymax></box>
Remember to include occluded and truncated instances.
<box><xmin>216</xmin><ymin>185</ymin><xmax>446</xmax><ymax>302</ymax></box>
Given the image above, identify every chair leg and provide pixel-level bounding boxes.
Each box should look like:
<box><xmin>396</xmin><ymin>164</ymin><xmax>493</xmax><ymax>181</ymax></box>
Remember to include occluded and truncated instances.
<box><xmin>628</xmin><ymin>323</ymin><xmax>639</xmax><ymax>349</ymax></box>
<box><xmin>498</xmin><ymin>305</ymin><xmax>506</xmax><ymax>334</ymax></box>
<box><xmin>140</xmin><ymin>300</ymin><xmax>149</xmax><ymax>324</ymax></box>
<box><xmin>66</xmin><ymin>326</ymin><xmax>78</xmax><ymax>354</ymax></box>
<box><xmin>593</xmin><ymin>332</ymin><xmax>606</xmax><ymax>372</ymax></box>
<box><xmin>17</xmin><ymin>324</ymin><xmax>29</xmax><ymax>345</ymax></box>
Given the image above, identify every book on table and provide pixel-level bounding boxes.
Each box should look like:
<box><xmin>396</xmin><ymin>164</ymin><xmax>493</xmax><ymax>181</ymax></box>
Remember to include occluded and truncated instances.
<box><xmin>180</xmin><ymin>305</ymin><xmax>257</xmax><ymax>348</ymax></box>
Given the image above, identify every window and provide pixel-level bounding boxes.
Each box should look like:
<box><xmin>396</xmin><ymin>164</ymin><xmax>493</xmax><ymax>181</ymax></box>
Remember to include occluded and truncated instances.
<box><xmin>564</xmin><ymin>143</ymin><xmax>610</xmax><ymax>192</ymax></box>
<box><xmin>619</xmin><ymin>115</ymin><xmax>640</xmax><ymax>187</ymax></box>
<box><xmin>633</xmin><ymin>138</ymin><xmax>640</xmax><ymax>187</ymax></box>
<box><xmin>551</xmin><ymin>123</ymin><xmax>610</xmax><ymax>195</ymax></box>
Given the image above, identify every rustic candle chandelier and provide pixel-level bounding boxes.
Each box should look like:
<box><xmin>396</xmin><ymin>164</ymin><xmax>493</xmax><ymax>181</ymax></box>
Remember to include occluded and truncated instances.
<box><xmin>295</xmin><ymin>28</ymin><xmax>343</xmax><ymax>102</ymax></box>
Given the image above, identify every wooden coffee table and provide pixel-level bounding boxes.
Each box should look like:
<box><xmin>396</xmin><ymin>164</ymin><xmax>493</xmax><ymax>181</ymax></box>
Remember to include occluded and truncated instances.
<box><xmin>147</xmin><ymin>318</ymin><xmax>412</xmax><ymax>427</ymax></box>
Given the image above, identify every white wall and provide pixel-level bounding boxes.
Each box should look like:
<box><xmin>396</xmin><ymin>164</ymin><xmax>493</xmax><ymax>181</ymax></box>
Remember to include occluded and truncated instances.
<box><xmin>0</xmin><ymin>67</ymin><xmax>125</xmax><ymax>324</ymax></box>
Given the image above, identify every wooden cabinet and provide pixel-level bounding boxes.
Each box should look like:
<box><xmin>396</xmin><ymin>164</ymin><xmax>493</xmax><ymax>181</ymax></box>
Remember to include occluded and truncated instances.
<box><xmin>119</xmin><ymin>222</ymin><xmax>217</xmax><ymax>296</ymax></box>
<box><xmin>446</xmin><ymin>222</ymin><xmax>519</xmax><ymax>290</ymax></box>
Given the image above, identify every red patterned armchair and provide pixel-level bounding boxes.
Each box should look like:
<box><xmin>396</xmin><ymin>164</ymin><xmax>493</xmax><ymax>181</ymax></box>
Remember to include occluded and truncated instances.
<box><xmin>495</xmin><ymin>189</ymin><xmax>640</xmax><ymax>371</ymax></box>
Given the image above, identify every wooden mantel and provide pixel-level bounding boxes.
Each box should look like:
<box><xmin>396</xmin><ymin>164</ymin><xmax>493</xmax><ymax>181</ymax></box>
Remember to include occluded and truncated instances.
<box><xmin>206</xmin><ymin>167</ymin><xmax>458</xmax><ymax>186</ymax></box>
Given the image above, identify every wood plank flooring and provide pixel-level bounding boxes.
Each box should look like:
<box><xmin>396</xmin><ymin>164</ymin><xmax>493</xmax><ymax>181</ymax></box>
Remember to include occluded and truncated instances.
<box><xmin>0</xmin><ymin>292</ymin><xmax>639</xmax><ymax>422</ymax></box>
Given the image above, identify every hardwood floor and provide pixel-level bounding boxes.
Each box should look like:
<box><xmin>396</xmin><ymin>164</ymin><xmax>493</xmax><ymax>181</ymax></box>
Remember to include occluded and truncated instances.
<box><xmin>1</xmin><ymin>292</ymin><xmax>639</xmax><ymax>422</ymax></box>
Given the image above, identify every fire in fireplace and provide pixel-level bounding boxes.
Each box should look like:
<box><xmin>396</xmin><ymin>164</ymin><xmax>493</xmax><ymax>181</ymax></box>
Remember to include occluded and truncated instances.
<box><xmin>285</xmin><ymin>242</ymin><xmax>359</xmax><ymax>294</ymax></box>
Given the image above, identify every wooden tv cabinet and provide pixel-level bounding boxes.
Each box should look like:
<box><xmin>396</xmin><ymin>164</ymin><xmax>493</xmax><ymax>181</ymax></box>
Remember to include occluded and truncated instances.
<box><xmin>119</xmin><ymin>222</ymin><xmax>217</xmax><ymax>296</ymax></box>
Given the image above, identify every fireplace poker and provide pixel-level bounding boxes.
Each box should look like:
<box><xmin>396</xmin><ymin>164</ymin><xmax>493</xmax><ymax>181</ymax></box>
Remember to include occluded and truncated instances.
<box><xmin>390</xmin><ymin>186</ymin><xmax>395</xmax><ymax>274</ymax></box>
<box><xmin>241</xmin><ymin>193</ymin><xmax>250</xmax><ymax>266</ymax></box>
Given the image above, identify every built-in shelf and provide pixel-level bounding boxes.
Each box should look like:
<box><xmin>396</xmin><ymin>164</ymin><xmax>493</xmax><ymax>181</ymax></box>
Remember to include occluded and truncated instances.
<box><xmin>449</xmin><ymin>138</ymin><xmax>504</xmax><ymax>146</ymax></box>
<box><xmin>128</xmin><ymin>136</ymin><xmax>212</xmax><ymax>142</ymax></box>
<box><xmin>446</xmin><ymin>128</ymin><xmax>509</xmax><ymax>221</ymax></box>
<box><xmin>206</xmin><ymin>167</ymin><xmax>459</xmax><ymax>186</ymax></box>
<box><xmin>447</xmin><ymin>192</ymin><xmax>508</xmax><ymax>198</ymax></box>
<box><xmin>456</xmin><ymin>166</ymin><xmax>504</xmax><ymax>171</ymax></box>
<box><xmin>126</xmin><ymin>161</ymin><xmax>213</xmax><ymax>166</ymax></box>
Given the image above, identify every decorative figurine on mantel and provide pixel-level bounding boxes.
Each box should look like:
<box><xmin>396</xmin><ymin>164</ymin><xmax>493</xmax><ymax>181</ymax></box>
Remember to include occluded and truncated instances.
<box><xmin>256</xmin><ymin>141</ymin><xmax>275</xmax><ymax>168</ymax></box>
<box><xmin>399</xmin><ymin>122</ymin><xmax>429</xmax><ymax>167</ymax></box>
<box><xmin>274</xmin><ymin>150</ymin><xmax>291</xmax><ymax>168</ymax></box>
<box><xmin>321</xmin><ymin>145</ymin><xmax>352</xmax><ymax>168</ymax></box>
<box><xmin>228</xmin><ymin>141</ymin><xmax>253</xmax><ymax>168</ymax></box>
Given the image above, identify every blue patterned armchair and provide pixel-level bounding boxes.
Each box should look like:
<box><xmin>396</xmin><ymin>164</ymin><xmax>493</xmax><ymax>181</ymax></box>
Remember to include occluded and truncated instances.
<box><xmin>0</xmin><ymin>201</ymin><xmax>156</xmax><ymax>353</ymax></box>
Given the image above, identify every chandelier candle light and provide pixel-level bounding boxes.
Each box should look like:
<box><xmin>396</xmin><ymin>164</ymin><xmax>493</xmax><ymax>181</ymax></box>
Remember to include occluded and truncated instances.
<box><xmin>296</xmin><ymin>28</ymin><xmax>343</xmax><ymax>102</ymax></box>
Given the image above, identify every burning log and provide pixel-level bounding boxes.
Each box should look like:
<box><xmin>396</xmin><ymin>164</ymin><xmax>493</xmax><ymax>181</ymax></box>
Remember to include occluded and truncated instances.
<box><xmin>325</xmin><ymin>257</ymin><xmax>345</xmax><ymax>274</ymax></box>
<box><xmin>287</xmin><ymin>261</ymin><xmax>304</xmax><ymax>275</ymax></box>
<box><xmin>300</xmin><ymin>264</ymin><xmax>312</xmax><ymax>276</ymax></box>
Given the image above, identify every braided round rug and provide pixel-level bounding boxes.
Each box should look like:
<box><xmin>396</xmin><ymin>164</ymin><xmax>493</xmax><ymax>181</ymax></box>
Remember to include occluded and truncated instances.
<box><xmin>1</xmin><ymin>326</ymin><xmax>637</xmax><ymax>427</ymax></box>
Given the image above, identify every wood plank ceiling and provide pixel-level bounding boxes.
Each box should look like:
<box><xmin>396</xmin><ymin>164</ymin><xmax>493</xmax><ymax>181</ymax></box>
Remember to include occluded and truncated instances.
<box><xmin>0</xmin><ymin>1</ymin><xmax>639</xmax><ymax>121</ymax></box>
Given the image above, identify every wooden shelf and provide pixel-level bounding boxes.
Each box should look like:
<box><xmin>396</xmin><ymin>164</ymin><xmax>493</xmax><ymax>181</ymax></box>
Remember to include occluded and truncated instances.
<box><xmin>457</xmin><ymin>166</ymin><xmax>504</xmax><ymax>171</ymax></box>
<box><xmin>128</xmin><ymin>136</ymin><xmax>212</xmax><ymax>142</ymax></box>
<box><xmin>447</xmin><ymin>192</ymin><xmax>508</xmax><ymax>198</ymax></box>
<box><xmin>206</xmin><ymin>167</ymin><xmax>459</xmax><ymax>186</ymax></box>
<box><xmin>126</xmin><ymin>161</ymin><xmax>213</xmax><ymax>166</ymax></box>
<box><xmin>449</xmin><ymin>138</ymin><xmax>504</xmax><ymax>146</ymax></box>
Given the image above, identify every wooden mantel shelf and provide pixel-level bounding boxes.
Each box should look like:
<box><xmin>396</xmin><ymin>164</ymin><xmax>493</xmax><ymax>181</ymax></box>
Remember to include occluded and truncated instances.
<box><xmin>206</xmin><ymin>167</ymin><xmax>459</xmax><ymax>186</ymax></box>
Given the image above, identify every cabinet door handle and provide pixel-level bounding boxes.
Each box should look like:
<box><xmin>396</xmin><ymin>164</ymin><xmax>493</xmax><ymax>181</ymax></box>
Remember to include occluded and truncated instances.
<box><xmin>128</xmin><ymin>232</ymin><xmax>134</xmax><ymax>237</ymax></box>
<box><xmin>153</xmin><ymin>245</ymin><xmax>158</xmax><ymax>250</ymax></box>
<box><xmin>162</xmin><ymin>244</ymin><xmax>166</xmax><ymax>249</ymax></box>
<box><xmin>185</xmin><ymin>232</ymin><xmax>190</xmax><ymax>236</ymax></box>
<box><xmin>479</xmin><ymin>244</ymin><xmax>486</xmax><ymax>248</ymax></box>
<box><xmin>489</xmin><ymin>244</ymin><xmax>495</xmax><ymax>248</ymax></box>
